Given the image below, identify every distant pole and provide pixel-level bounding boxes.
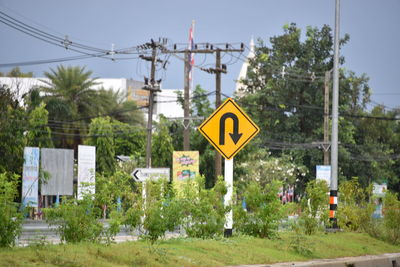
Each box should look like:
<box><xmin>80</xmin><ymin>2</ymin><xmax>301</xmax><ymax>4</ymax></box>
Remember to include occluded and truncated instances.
<box><xmin>145</xmin><ymin>43</ymin><xmax>158</xmax><ymax>168</ymax></box>
<box><xmin>330</xmin><ymin>0</ymin><xmax>340</xmax><ymax>227</ymax></box>
<box><xmin>215</xmin><ymin>49</ymin><xmax>222</xmax><ymax>180</ymax></box>
<box><xmin>324</xmin><ymin>71</ymin><xmax>331</xmax><ymax>165</ymax></box>
<box><xmin>183</xmin><ymin>50</ymin><xmax>190</xmax><ymax>151</ymax></box>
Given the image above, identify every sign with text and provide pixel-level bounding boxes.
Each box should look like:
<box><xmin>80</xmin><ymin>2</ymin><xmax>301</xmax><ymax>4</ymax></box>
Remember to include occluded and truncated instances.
<box><xmin>77</xmin><ymin>145</ymin><xmax>96</xmax><ymax>199</ymax></box>
<box><xmin>172</xmin><ymin>151</ymin><xmax>199</xmax><ymax>182</ymax></box>
<box><xmin>22</xmin><ymin>147</ymin><xmax>40</xmax><ymax>207</ymax></box>
<box><xmin>132</xmin><ymin>168</ymin><xmax>170</xmax><ymax>182</ymax></box>
<box><xmin>198</xmin><ymin>98</ymin><xmax>260</xmax><ymax>160</ymax></box>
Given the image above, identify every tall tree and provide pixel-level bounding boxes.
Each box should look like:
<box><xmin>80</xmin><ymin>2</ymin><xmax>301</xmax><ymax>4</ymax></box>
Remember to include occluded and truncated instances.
<box><xmin>40</xmin><ymin>65</ymin><xmax>99</xmax><ymax>149</ymax></box>
<box><xmin>86</xmin><ymin>117</ymin><xmax>115</xmax><ymax>175</ymax></box>
<box><xmin>152</xmin><ymin>116</ymin><xmax>174</xmax><ymax>168</ymax></box>
<box><xmin>26</xmin><ymin>102</ymin><xmax>53</xmax><ymax>148</ymax></box>
<box><xmin>238</xmin><ymin>23</ymin><xmax>371</xmax><ymax>188</ymax></box>
<box><xmin>0</xmin><ymin>84</ymin><xmax>26</xmax><ymax>174</ymax></box>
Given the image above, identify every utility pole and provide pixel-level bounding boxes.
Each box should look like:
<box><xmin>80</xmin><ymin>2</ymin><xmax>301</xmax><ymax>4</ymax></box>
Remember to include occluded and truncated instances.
<box><xmin>214</xmin><ymin>49</ymin><xmax>223</xmax><ymax>178</ymax></box>
<box><xmin>141</xmin><ymin>40</ymin><xmax>162</xmax><ymax>168</ymax></box>
<box><xmin>323</xmin><ymin>71</ymin><xmax>331</xmax><ymax>165</ymax></box>
<box><xmin>163</xmin><ymin>43</ymin><xmax>244</xmax><ymax>183</ymax></box>
<box><xmin>183</xmin><ymin>50</ymin><xmax>190</xmax><ymax>150</ymax></box>
<box><xmin>330</xmin><ymin>0</ymin><xmax>340</xmax><ymax>228</ymax></box>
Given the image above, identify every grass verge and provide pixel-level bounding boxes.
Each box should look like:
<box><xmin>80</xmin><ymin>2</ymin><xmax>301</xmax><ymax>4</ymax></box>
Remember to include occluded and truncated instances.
<box><xmin>0</xmin><ymin>232</ymin><xmax>399</xmax><ymax>267</ymax></box>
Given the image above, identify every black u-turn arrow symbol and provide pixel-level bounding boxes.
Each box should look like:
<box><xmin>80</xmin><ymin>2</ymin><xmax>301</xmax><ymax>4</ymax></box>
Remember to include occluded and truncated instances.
<box><xmin>219</xmin><ymin>112</ymin><xmax>243</xmax><ymax>145</ymax></box>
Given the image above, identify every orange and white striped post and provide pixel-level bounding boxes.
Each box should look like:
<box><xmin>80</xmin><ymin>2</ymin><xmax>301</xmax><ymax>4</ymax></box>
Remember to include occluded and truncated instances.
<box><xmin>329</xmin><ymin>190</ymin><xmax>338</xmax><ymax>227</ymax></box>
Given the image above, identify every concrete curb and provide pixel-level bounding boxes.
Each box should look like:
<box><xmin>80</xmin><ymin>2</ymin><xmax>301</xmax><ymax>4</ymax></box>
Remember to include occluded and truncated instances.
<box><xmin>232</xmin><ymin>253</ymin><xmax>400</xmax><ymax>267</ymax></box>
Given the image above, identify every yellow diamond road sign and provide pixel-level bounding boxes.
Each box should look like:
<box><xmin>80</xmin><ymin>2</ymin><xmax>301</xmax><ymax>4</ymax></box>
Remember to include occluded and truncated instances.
<box><xmin>198</xmin><ymin>98</ymin><xmax>260</xmax><ymax>160</ymax></box>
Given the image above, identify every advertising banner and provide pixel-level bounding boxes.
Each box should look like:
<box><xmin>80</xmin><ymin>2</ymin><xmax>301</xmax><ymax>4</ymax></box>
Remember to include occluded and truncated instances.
<box><xmin>22</xmin><ymin>147</ymin><xmax>40</xmax><ymax>207</ymax></box>
<box><xmin>77</xmin><ymin>145</ymin><xmax>96</xmax><ymax>199</ymax></box>
<box><xmin>172</xmin><ymin>151</ymin><xmax>199</xmax><ymax>182</ymax></box>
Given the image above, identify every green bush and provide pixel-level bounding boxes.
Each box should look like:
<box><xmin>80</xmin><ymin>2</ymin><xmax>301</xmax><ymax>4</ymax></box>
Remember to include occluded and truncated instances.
<box><xmin>382</xmin><ymin>192</ymin><xmax>400</xmax><ymax>245</ymax></box>
<box><xmin>298</xmin><ymin>179</ymin><xmax>329</xmax><ymax>235</ymax></box>
<box><xmin>44</xmin><ymin>194</ymin><xmax>104</xmax><ymax>243</ymax></box>
<box><xmin>0</xmin><ymin>172</ymin><xmax>23</xmax><ymax>247</ymax></box>
<box><xmin>234</xmin><ymin>180</ymin><xmax>282</xmax><ymax>238</ymax></box>
<box><xmin>363</xmin><ymin>192</ymin><xmax>400</xmax><ymax>245</ymax></box>
<box><xmin>180</xmin><ymin>176</ymin><xmax>227</xmax><ymax>239</ymax></box>
<box><xmin>142</xmin><ymin>180</ymin><xmax>183</xmax><ymax>243</ymax></box>
<box><xmin>336</xmin><ymin>178</ymin><xmax>375</xmax><ymax>232</ymax></box>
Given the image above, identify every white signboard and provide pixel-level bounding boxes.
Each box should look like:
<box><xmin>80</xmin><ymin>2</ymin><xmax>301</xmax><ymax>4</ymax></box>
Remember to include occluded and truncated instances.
<box><xmin>77</xmin><ymin>145</ymin><xmax>96</xmax><ymax>199</ymax></box>
<box><xmin>316</xmin><ymin>165</ymin><xmax>331</xmax><ymax>186</ymax></box>
<box><xmin>22</xmin><ymin>147</ymin><xmax>40</xmax><ymax>207</ymax></box>
<box><xmin>132</xmin><ymin>168</ymin><xmax>170</xmax><ymax>182</ymax></box>
<box><xmin>373</xmin><ymin>183</ymin><xmax>387</xmax><ymax>197</ymax></box>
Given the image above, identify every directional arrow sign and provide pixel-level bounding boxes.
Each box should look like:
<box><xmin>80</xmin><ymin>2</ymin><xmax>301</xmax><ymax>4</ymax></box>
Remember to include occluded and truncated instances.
<box><xmin>131</xmin><ymin>168</ymin><xmax>170</xmax><ymax>182</ymax></box>
<box><xmin>198</xmin><ymin>98</ymin><xmax>260</xmax><ymax>160</ymax></box>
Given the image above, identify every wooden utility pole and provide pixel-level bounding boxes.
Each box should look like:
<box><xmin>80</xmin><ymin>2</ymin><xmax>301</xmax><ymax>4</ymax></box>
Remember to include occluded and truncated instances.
<box><xmin>183</xmin><ymin>51</ymin><xmax>191</xmax><ymax>150</ymax></box>
<box><xmin>142</xmin><ymin>41</ymin><xmax>162</xmax><ymax>168</ymax></box>
<box><xmin>323</xmin><ymin>71</ymin><xmax>331</xmax><ymax>165</ymax></box>
<box><xmin>215</xmin><ymin>49</ymin><xmax>223</xmax><ymax>178</ymax></box>
<box><xmin>163</xmin><ymin>43</ymin><xmax>244</xmax><ymax>183</ymax></box>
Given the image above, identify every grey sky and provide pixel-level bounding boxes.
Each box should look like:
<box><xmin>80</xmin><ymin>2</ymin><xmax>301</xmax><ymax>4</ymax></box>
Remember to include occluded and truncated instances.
<box><xmin>0</xmin><ymin>0</ymin><xmax>399</xmax><ymax>109</ymax></box>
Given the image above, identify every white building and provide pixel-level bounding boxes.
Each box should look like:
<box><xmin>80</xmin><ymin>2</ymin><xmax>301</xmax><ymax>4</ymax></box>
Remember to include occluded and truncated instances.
<box><xmin>0</xmin><ymin>77</ymin><xmax>184</xmax><ymax>119</ymax></box>
<box><xmin>234</xmin><ymin>38</ymin><xmax>255</xmax><ymax>98</ymax></box>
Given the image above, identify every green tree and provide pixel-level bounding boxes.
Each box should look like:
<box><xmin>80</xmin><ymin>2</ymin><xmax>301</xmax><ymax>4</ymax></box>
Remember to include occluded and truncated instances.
<box><xmin>86</xmin><ymin>117</ymin><xmax>115</xmax><ymax>175</ymax></box>
<box><xmin>0</xmin><ymin>85</ymin><xmax>26</xmax><ymax>173</ymax></box>
<box><xmin>96</xmin><ymin>88</ymin><xmax>145</xmax><ymax>126</ymax></box>
<box><xmin>113</xmin><ymin>120</ymin><xmax>146</xmax><ymax>157</ymax></box>
<box><xmin>3</xmin><ymin>67</ymin><xmax>33</xmax><ymax>78</ymax></box>
<box><xmin>26</xmin><ymin>102</ymin><xmax>53</xmax><ymax>148</ymax></box>
<box><xmin>40</xmin><ymin>65</ymin><xmax>99</xmax><ymax>149</ymax></box>
<box><xmin>238</xmin><ymin>23</ymin><xmax>371</xmax><ymax>188</ymax></box>
<box><xmin>0</xmin><ymin>172</ymin><xmax>23</xmax><ymax>247</ymax></box>
<box><xmin>152</xmin><ymin>116</ymin><xmax>174</xmax><ymax>168</ymax></box>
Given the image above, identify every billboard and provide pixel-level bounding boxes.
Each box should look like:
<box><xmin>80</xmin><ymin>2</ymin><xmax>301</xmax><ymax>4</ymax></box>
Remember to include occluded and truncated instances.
<box><xmin>316</xmin><ymin>165</ymin><xmax>331</xmax><ymax>186</ymax></box>
<box><xmin>172</xmin><ymin>151</ymin><xmax>199</xmax><ymax>182</ymax></box>
<box><xmin>41</xmin><ymin>148</ymin><xmax>74</xmax><ymax>195</ymax></box>
<box><xmin>22</xmin><ymin>147</ymin><xmax>40</xmax><ymax>207</ymax></box>
<box><xmin>77</xmin><ymin>145</ymin><xmax>96</xmax><ymax>199</ymax></box>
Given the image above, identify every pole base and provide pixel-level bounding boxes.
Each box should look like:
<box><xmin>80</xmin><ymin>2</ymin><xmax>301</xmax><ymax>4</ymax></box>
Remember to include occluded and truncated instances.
<box><xmin>329</xmin><ymin>217</ymin><xmax>338</xmax><ymax>229</ymax></box>
<box><xmin>224</xmin><ymin>228</ymin><xmax>232</xmax><ymax>237</ymax></box>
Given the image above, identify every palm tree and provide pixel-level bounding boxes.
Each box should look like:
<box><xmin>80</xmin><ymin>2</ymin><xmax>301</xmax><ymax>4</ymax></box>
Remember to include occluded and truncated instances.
<box><xmin>95</xmin><ymin>88</ymin><xmax>145</xmax><ymax>126</ymax></box>
<box><xmin>40</xmin><ymin>65</ymin><xmax>99</xmax><ymax>149</ymax></box>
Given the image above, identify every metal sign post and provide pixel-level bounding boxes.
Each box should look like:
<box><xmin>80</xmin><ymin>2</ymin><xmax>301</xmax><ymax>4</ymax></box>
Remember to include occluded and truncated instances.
<box><xmin>224</xmin><ymin>158</ymin><xmax>233</xmax><ymax>237</ymax></box>
<box><xmin>198</xmin><ymin>98</ymin><xmax>260</xmax><ymax>237</ymax></box>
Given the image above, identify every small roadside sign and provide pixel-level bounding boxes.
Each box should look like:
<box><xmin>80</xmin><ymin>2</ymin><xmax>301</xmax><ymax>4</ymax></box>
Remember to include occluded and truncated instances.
<box><xmin>198</xmin><ymin>98</ymin><xmax>260</xmax><ymax>160</ymax></box>
<box><xmin>131</xmin><ymin>168</ymin><xmax>170</xmax><ymax>182</ymax></box>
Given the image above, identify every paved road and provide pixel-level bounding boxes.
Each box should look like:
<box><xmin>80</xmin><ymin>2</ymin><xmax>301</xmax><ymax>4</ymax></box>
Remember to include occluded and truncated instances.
<box><xmin>231</xmin><ymin>253</ymin><xmax>400</xmax><ymax>267</ymax></box>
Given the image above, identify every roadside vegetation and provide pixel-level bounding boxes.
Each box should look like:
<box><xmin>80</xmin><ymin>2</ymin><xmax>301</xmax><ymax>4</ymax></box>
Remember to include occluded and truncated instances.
<box><xmin>0</xmin><ymin>233</ymin><xmax>399</xmax><ymax>267</ymax></box>
<box><xmin>1</xmin><ymin>23</ymin><xmax>400</xmax><ymax>265</ymax></box>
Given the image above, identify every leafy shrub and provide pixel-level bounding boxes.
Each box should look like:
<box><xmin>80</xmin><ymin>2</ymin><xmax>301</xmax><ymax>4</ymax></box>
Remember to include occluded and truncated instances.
<box><xmin>336</xmin><ymin>178</ymin><xmax>375</xmax><ymax>232</ymax></box>
<box><xmin>298</xmin><ymin>179</ymin><xmax>329</xmax><ymax>235</ymax></box>
<box><xmin>363</xmin><ymin>192</ymin><xmax>400</xmax><ymax>245</ymax></box>
<box><xmin>0</xmin><ymin>172</ymin><xmax>23</xmax><ymax>247</ymax></box>
<box><xmin>234</xmin><ymin>180</ymin><xmax>282</xmax><ymax>238</ymax></box>
<box><xmin>287</xmin><ymin>223</ymin><xmax>315</xmax><ymax>256</ymax></box>
<box><xmin>382</xmin><ymin>192</ymin><xmax>400</xmax><ymax>245</ymax></box>
<box><xmin>142</xmin><ymin>179</ymin><xmax>183</xmax><ymax>243</ymax></box>
<box><xmin>95</xmin><ymin>170</ymin><xmax>137</xmax><ymax>219</ymax></box>
<box><xmin>44</xmin><ymin>194</ymin><xmax>104</xmax><ymax>243</ymax></box>
<box><xmin>180</xmin><ymin>176</ymin><xmax>227</xmax><ymax>239</ymax></box>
